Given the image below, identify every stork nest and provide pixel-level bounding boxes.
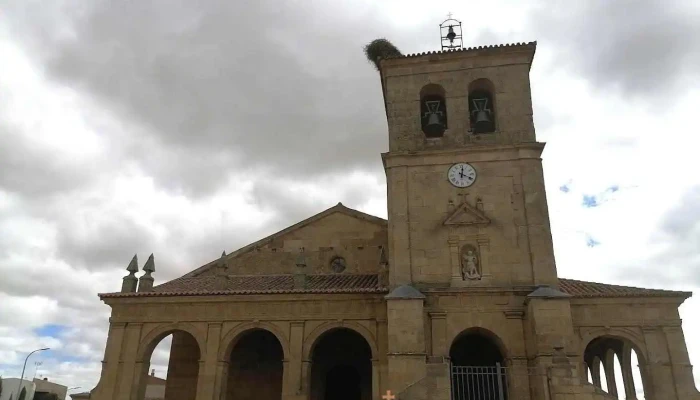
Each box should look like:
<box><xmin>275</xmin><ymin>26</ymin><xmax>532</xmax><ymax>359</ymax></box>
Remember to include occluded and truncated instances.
<box><xmin>364</xmin><ymin>38</ymin><xmax>402</xmax><ymax>70</ymax></box>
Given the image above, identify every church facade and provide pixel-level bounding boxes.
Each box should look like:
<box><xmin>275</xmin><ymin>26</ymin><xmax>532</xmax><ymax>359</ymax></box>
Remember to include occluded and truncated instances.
<box><xmin>90</xmin><ymin>42</ymin><xmax>699</xmax><ymax>400</ymax></box>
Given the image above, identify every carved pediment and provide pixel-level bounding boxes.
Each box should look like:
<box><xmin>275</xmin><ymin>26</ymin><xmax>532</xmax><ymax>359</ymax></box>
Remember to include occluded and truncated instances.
<box><xmin>443</xmin><ymin>201</ymin><xmax>490</xmax><ymax>226</ymax></box>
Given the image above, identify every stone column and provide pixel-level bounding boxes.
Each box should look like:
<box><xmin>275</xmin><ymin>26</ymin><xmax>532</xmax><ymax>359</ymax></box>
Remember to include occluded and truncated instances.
<box><xmin>385</xmin><ymin>285</ymin><xmax>426</xmax><ymax>393</ymax></box>
<box><xmin>523</xmin><ymin>286</ymin><xmax>577</xmax><ymax>398</ymax></box>
<box><xmin>590</xmin><ymin>357</ymin><xmax>602</xmax><ymax>389</ymax></box>
<box><xmin>620</xmin><ymin>342</ymin><xmax>637</xmax><ymax>400</ymax></box>
<box><xmin>214</xmin><ymin>360</ymin><xmax>229</xmax><ymax>400</ymax></box>
<box><xmin>603</xmin><ymin>348</ymin><xmax>618</xmax><ymax>398</ymax></box>
<box><xmin>196</xmin><ymin>323</ymin><xmax>222</xmax><ymax>400</ymax></box>
<box><xmin>662</xmin><ymin>325</ymin><xmax>700</xmax><ymax>400</ymax></box>
<box><xmin>89</xmin><ymin>322</ymin><xmax>127</xmax><ymax>400</ymax></box>
<box><xmin>372</xmin><ymin>359</ymin><xmax>380</xmax><ymax>400</ymax></box>
<box><xmin>300</xmin><ymin>360</ymin><xmax>312</xmax><ymax>399</ymax></box>
<box><xmin>284</xmin><ymin>321</ymin><xmax>305</xmax><ymax>400</ymax></box>
<box><xmin>429</xmin><ymin>312</ymin><xmax>447</xmax><ymax>358</ymax></box>
<box><xmin>642</xmin><ymin>326</ymin><xmax>679</xmax><ymax>399</ymax></box>
<box><xmin>118</xmin><ymin>323</ymin><xmax>143</xmax><ymax>400</ymax></box>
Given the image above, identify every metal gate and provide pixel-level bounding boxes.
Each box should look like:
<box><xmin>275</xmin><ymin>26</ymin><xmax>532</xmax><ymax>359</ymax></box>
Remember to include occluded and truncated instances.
<box><xmin>451</xmin><ymin>363</ymin><xmax>508</xmax><ymax>400</ymax></box>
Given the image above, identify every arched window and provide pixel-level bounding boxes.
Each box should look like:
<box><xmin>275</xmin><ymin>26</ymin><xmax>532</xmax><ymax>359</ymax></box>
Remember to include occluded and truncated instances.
<box><xmin>468</xmin><ymin>79</ymin><xmax>496</xmax><ymax>134</ymax></box>
<box><xmin>420</xmin><ymin>84</ymin><xmax>448</xmax><ymax>138</ymax></box>
<box><xmin>18</xmin><ymin>387</ymin><xmax>27</xmax><ymax>400</ymax></box>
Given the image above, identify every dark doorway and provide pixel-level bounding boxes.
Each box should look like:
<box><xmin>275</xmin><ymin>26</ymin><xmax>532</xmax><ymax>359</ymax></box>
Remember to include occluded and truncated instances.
<box><xmin>449</xmin><ymin>330</ymin><xmax>508</xmax><ymax>400</ymax></box>
<box><xmin>310</xmin><ymin>328</ymin><xmax>372</xmax><ymax>400</ymax></box>
<box><xmin>324</xmin><ymin>365</ymin><xmax>361</xmax><ymax>400</ymax></box>
<box><xmin>450</xmin><ymin>332</ymin><xmax>504</xmax><ymax>367</ymax></box>
<box><xmin>226</xmin><ymin>329</ymin><xmax>284</xmax><ymax>400</ymax></box>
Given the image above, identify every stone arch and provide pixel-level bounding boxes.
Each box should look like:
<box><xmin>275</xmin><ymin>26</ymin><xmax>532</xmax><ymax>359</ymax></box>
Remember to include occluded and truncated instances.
<box><xmin>579</xmin><ymin>327</ymin><xmax>648</xmax><ymax>362</ymax></box>
<box><xmin>136</xmin><ymin>322</ymin><xmax>207</xmax><ymax>361</ymax></box>
<box><xmin>448</xmin><ymin>326</ymin><xmax>510</xmax><ymax>362</ymax></box>
<box><xmin>218</xmin><ymin>321</ymin><xmax>290</xmax><ymax>361</ymax></box>
<box><xmin>582</xmin><ymin>330</ymin><xmax>651</xmax><ymax>399</ymax></box>
<box><xmin>303</xmin><ymin>321</ymin><xmax>378</xmax><ymax>361</ymax></box>
<box><xmin>306</xmin><ymin>324</ymin><xmax>375</xmax><ymax>400</ymax></box>
<box><xmin>467</xmin><ymin>78</ymin><xmax>497</xmax><ymax>134</ymax></box>
<box><xmin>134</xmin><ymin>323</ymin><xmax>204</xmax><ymax>400</ymax></box>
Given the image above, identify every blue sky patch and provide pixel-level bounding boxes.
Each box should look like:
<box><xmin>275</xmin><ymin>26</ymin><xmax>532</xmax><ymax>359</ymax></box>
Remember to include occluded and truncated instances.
<box><xmin>582</xmin><ymin>195</ymin><xmax>599</xmax><ymax>208</ymax></box>
<box><xmin>559</xmin><ymin>184</ymin><xmax>570</xmax><ymax>193</ymax></box>
<box><xmin>586</xmin><ymin>235</ymin><xmax>601</xmax><ymax>247</ymax></box>
<box><xmin>34</xmin><ymin>324</ymin><xmax>68</xmax><ymax>338</ymax></box>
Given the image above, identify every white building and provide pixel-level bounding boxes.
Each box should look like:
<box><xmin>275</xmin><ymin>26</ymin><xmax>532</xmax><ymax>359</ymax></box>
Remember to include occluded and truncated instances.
<box><xmin>0</xmin><ymin>378</ymin><xmax>36</xmax><ymax>400</ymax></box>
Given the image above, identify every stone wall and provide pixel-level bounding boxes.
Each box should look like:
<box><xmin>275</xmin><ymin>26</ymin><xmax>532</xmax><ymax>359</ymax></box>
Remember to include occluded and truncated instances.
<box><xmin>380</xmin><ymin>48</ymin><xmax>537</xmax><ymax>153</ymax></box>
<box><xmin>197</xmin><ymin>212</ymin><xmax>387</xmax><ymax>276</ymax></box>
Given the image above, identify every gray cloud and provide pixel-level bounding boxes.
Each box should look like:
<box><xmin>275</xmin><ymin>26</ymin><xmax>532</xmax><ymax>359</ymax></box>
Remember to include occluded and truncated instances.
<box><xmin>614</xmin><ymin>186</ymin><xmax>700</xmax><ymax>288</ymax></box>
<box><xmin>5</xmin><ymin>0</ymin><xmax>396</xmax><ymax>197</ymax></box>
<box><xmin>0</xmin><ymin>124</ymin><xmax>94</xmax><ymax>197</ymax></box>
<box><xmin>528</xmin><ymin>0</ymin><xmax>700</xmax><ymax>97</ymax></box>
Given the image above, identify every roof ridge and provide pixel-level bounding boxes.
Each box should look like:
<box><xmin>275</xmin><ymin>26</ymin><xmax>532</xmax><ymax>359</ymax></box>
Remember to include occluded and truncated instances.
<box><xmin>383</xmin><ymin>41</ymin><xmax>537</xmax><ymax>60</ymax></box>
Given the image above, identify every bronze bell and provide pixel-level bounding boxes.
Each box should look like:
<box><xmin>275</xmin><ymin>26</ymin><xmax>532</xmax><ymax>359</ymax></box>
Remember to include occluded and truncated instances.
<box><xmin>446</xmin><ymin>26</ymin><xmax>456</xmax><ymax>43</ymax></box>
<box><xmin>424</xmin><ymin>112</ymin><xmax>444</xmax><ymax>137</ymax></box>
<box><xmin>427</xmin><ymin>112</ymin><xmax>442</xmax><ymax>127</ymax></box>
<box><xmin>475</xmin><ymin>110</ymin><xmax>490</xmax><ymax>123</ymax></box>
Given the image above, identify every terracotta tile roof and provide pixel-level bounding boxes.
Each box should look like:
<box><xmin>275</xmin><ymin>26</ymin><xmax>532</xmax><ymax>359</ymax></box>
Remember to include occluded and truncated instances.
<box><xmin>558</xmin><ymin>278</ymin><xmax>691</xmax><ymax>298</ymax></box>
<box><xmin>383</xmin><ymin>41</ymin><xmax>536</xmax><ymax>60</ymax></box>
<box><xmin>99</xmin><ymin>276</ymin><xmax>691</xmax><ymax>299</ymax></box>
<box><xmin>100</xmin><ymin>274</ymin><xmax>385</xmax><ymax>298</ymax></box>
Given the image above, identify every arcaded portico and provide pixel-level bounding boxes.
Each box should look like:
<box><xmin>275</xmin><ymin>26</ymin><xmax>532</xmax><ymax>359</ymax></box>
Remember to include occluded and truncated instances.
<box><xmin>89</xmin><ymin>41</ymin><xmax>698</xmax><ymax>400</ymax></box>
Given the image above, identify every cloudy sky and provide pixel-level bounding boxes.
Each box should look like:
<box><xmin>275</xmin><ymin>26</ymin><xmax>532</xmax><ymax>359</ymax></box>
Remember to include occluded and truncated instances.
<box><xmin>1</xmin><ymin>0</ymin><xmax>699</xmax><ymax>396</ymax></box>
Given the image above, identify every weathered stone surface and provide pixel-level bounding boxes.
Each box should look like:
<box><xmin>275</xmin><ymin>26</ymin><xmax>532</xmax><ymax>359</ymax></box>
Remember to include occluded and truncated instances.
<box><xmin>89</xmin><ymin>44</ymin><xmax>698</xmax><ymax>400</ymax></box>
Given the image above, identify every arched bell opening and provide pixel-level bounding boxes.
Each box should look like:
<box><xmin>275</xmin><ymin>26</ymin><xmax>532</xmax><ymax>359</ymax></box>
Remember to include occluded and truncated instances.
<box><xmin>468</xmin><ymin>78</ymin><xmax>496</xmax><ymax>134</ymax></box>
<box><xmin>583</xmin><ymin>335</ymin><xmax>650</xmax><ymax>399</ymax></box>
<box><xmin>309</xmin><ymin>328</ymin><xmax>372</xmax><ymax>400</ymax></box>
<box><xmin>420</xmin><ymin>83</ymin><xmax>448</xmax><ymax>138</ymax></box>
<box><xmin>137</xmin><ymin>330</ymin><xmax>202</xmax><ymax>400</ymax></box>
<box><xmin>224</xmin><ymin>329</ymin><xmax>285</xmax><ymax>400</ymax></box>
<box><xmin>449</xmin><ymin>328</ymin><xmax>508</xmax><ymax>400</ymax></box>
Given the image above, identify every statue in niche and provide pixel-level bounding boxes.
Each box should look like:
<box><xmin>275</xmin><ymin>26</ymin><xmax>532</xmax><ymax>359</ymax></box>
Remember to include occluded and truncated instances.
<box><xmin>461</xmin><ymin>245</ymin><xmax>481</xmax><ymax>280</ymax></box>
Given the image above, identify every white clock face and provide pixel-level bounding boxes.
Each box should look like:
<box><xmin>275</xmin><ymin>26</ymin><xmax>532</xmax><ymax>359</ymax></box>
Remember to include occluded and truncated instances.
<box><xmin>447</xmin><ymin>163</ymin><xmax>477</xmax><ymax>188</ymax></box>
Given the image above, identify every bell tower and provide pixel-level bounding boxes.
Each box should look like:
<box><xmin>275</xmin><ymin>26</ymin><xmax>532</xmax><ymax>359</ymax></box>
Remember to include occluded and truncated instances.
<box><xmin>377</xmin><ymin>37</ymin><xmax>558</xmax><ymax>289</ymax></box>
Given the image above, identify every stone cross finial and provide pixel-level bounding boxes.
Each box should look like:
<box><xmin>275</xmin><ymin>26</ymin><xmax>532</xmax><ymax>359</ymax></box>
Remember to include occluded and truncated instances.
<box><xmin>378</xmin><ymin>246</ymin><xmax>389</xmax><ymax>287</ymax></box>
<box><xmin>121</xmin><ymin>254</ymin><xmax>138</xmax><ymax>293</ymax></box>
<box><xmin>295</xmin><ymin>247</ymin><xmax>307</xmax><ymax>268</ymax></box>
<box><xmin>138</xmin><ymin>253</ymin><xmax>155</xmax><ymax>292</ymax></box>
<box><xmin>294</xmin><ymin>248</ymin><xmax>307</xmax><ymax>289</ymax></box>
<box><xmin>216</xmin><ymin>251</ymin><xmax>229</xmax><ymax>290</ymax></box>
<box><xmin>216</xmin><ymin>251</ymin><xmax>228</xmax><ymax>276</ymax></box>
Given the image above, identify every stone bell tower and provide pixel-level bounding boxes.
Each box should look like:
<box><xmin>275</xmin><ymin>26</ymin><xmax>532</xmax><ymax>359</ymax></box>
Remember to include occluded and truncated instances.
<box><xmin>378</xmin><ymin>40</ymin><xmax>558</xmax><ymax>289</ymax></box>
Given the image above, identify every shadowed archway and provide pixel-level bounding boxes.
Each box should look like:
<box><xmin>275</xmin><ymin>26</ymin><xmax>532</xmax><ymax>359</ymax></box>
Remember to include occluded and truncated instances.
<box><xmin>449</xmin><ymin>328</ymin><xmax>508</xmax><ymax>400</ymax></box>
<box><xmin>309</xmin><ymin>328</ymin><xmax>372</xmax><ymax>400</ymax></box>
<box><xmin>224</xmin><ymin>329</ymin><xmax>285</xmax><ymax>400</ymax></box>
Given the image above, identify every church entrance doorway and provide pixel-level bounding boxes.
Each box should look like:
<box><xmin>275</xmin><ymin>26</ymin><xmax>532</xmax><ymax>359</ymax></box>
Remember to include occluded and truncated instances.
<box><xmin>309</xmin><ymin>328</ymin><xmax>372</xmax><ymax>400</ymax></box>
<box><xmin>225</xmin><ymin>329</ymin><xmax>284</xmax><ymax>400</ymax></box>
<box><xmin>449</xmin><ymin>329</ymin><xmax>508</xmax><ymax>400</ymax></box>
